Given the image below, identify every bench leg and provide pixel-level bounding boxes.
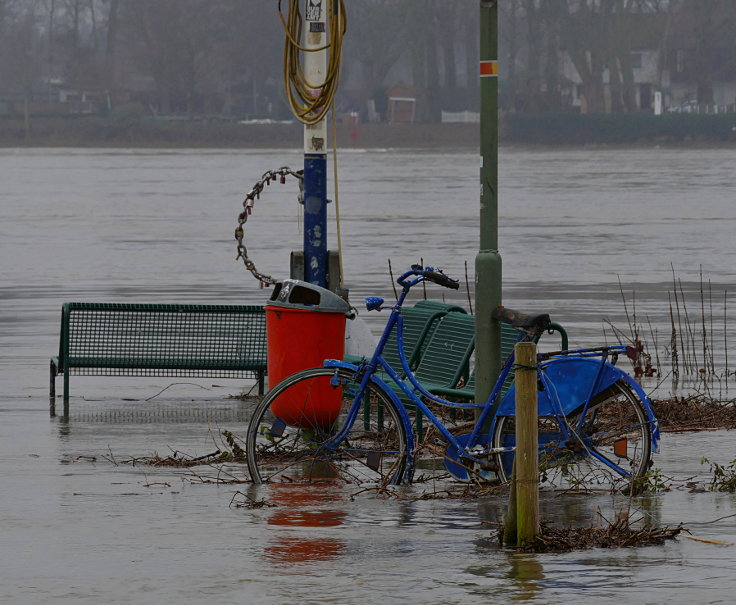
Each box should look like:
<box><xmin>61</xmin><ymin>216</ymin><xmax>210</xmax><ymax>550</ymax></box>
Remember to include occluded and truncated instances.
<box><xmin>258</xmin><ymin>371</ymin><xmax>265</xmax><ymax>395</ymax></box>
<box><xmin>63</xmin><ymin>370</ymin><xmax>70</xmax><ymax>418</ymax></box>
<box><xmin>49</xmin><ymin>361</ymin><xmax>56</xmax><ymax>417</ymax></box>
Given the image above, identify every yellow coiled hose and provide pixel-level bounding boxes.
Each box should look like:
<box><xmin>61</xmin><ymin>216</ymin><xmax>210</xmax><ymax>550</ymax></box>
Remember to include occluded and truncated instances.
<box><xmin>279</xmin><ymin>0</ymin><xmax>346</xmax><ymax>125</ymax></box>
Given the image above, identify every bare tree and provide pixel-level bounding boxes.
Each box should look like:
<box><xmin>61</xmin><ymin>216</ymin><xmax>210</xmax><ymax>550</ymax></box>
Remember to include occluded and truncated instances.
<box><xmin>459</xmin><ymin>1</ymin><xmax>479</xmax><ymax>108</ymax></box>
<box><xmin>9</xmin><ymin>0</ymin><xmax>735</xmax><ymax>123</ymax></box>
<box><xmin>668</xmin><ymin>0</ymin><xmax>736</xmax><ymax>106</ymax></box>
<box><xmin>0</xmin><ymin>0</ymin><xmax>19</xmax><ymax>25</ymax></box>
<box><xmin>0</xmin><ymin>6</ymin><xmax>42</xmax><ymax>134</ymax></box>
<box><xmin>344</xmin><ymin>0</ymin><xmax>409</xmax><ymax>110</ymax></box>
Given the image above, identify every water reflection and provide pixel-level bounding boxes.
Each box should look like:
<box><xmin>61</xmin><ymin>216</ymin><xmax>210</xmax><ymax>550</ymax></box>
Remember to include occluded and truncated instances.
<box><xmin>507</xmin><ymin>553</ymin><xmax>545</xmax><ymax>601</ymax></box>
<box><xmin>262</xmin><ymin>483</ymin><xmax>347</xmax><ymax>567</ymax></box>
<box><xmin>263</xmin><ymin>535</ymin><xmax>345</xmax><ymax>566</ymax></box>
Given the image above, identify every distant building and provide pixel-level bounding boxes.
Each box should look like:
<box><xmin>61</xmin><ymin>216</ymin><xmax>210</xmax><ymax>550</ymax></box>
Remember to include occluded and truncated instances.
<box><xmin>559</xmin><ymin>48</ymin><xmax>667</xmax><ymax>113</ymax></box>
<box><xmin>556</xmin><ymin>14</ymin><xmax>669</xmax><ymax>113</ymax></box>
<box><xmin>665</xmin><ymin>47</ymin><xmax>736</xmax><ymax>112</ymax></box>
<box><xmin>0</xmin><ymin>78</ymin><xmax>104</xmax><ymax>115</ymax></box>
<box><xmin>386</xmin><ymin>84</ymin><xmax>416</xmax><ymax>123</ymax></box>
<box><xmin>558</xmin><ymin>14</ymin><xmax>736</xmax><ymax>114</ymax></box>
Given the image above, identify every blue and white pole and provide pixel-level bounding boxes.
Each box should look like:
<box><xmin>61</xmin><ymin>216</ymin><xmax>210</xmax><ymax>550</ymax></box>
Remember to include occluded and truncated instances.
<box><xmin>303</xmin><ymin>0</ymin><xmax>328</xmax><ymax>287</ymax></box>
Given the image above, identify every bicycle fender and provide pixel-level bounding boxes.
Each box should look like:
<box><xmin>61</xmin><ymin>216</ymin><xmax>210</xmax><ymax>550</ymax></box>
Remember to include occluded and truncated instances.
<box><xmin>321</xmin><ymin>359</ymin><xmax>418</xmax><ymax>463</ymax></box>
<box><xmin>613</xmin><ymin>370</ymin><xmax>660</xmax><ymax>453</ymax></box>
<box><xmin>496</xmin><ymin>357</ymin><xmax>659</xmax><ymax>453</ymax></box>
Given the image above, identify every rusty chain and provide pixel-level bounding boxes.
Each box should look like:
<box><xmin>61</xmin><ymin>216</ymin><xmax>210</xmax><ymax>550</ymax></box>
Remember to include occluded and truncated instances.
<box><xmin>235</xmin><ymin>166</ymin><xmax>304</xmax><ymax>286</ymax></box>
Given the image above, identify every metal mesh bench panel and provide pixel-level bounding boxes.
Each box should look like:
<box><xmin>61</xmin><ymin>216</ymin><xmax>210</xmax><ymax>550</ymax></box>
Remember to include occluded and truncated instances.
<box><xmin>396</xmin><ymin>312</ymin><xmax>475</xmax><ymax>435</ymax></box>
<box><xmin>379</xmin><ymin>306</ymin><xmax>446</xmax><ymax>373</ymax></box>
<box><xmin>412</xmin><ymin>312</ymin><xmax>476</xmax><ymax>390</ymax></box>
<box><xmin>411</xmin><ymin>301</ymin><xmax>468</xmax><ymax>360</ymax></box>
<box><xmin>63</xmin><ymin>303</ymin><xmax>266</xmax><ymax>376</ymax></box>
<box><xmin>412</xmin><ymin>301</ymin><xmax>468</xmax><ymax>314</ymax></box>
<box><xmin>391</xmin><ymin>307</ymin><xmax>446</xmax><ymax>369</ymax></box>
<box><xmin>447</xmin><ymin>322</ymin><xmax>554</xmax><ymax>401</ymax></box>
<box><xmin>463</xmin><ymin>322</ymin><xmax>517</xmax><ymax>395</ymax></box>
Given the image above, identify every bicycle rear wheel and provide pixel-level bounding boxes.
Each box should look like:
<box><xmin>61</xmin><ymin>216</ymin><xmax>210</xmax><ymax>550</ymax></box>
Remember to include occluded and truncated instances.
<box><xmin>492</xmin><ymin>380</ymin><xmax>652</xmax><ymax>492</ymax></box>
<box><xmin>246</xmin><ymin>367</ymin><xmax>410</xmax><ymax>486</ymax></box>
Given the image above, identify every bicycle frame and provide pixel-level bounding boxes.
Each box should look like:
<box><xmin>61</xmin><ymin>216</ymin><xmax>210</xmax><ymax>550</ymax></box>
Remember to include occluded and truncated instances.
<box><xmin>322</xmin><ymin>269</ymin><xmax>659</xmax><ymax>482</ymax></box>
<box><xmin>319</xmin><ymin>274</ymin><xmax>514</xmax><ymax>475</ymax></box>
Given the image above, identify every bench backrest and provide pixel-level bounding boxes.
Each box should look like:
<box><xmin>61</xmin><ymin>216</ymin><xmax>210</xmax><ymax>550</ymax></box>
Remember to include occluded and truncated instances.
<box><xmin>410</xmin><ymin>300</ymin><xmax>468</xmax><ymax>359</ymax></box>
<box><xmin>58</xmin><ymin>302</ymin><xmax>266</xmax><ymax>372</ymax></box>
<box><xmin>413</xmin><ymin>312</ymin><xmax>476</xmax><ymax>388</ymax></box>
<box><xmin>461</xmin><ymin>321</ymin><xmax>569</xmax><ymax>399</ymax></box>
<box><xmin>460</xmin><ymin>322</ymin><xmax>519</xmax><ymax>396</ymax></box>
<box><xmin>383</xmin><ymin>305</ymin><xmax>447</xmax><ymax>371</ymax></box>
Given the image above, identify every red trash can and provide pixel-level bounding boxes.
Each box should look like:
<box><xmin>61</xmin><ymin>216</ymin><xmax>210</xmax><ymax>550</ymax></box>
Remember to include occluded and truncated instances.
<box><xmin>265</xmin><ymin>279</ymin><xmax>350</xmax><ymax>429</ymax></box>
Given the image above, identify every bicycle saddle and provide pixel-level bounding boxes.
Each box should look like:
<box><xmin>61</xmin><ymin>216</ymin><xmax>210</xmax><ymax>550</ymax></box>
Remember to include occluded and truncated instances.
<box><xmin>492</xmin><ymin>306</ymin><xmax>551</xmax><ymax>332</ymax></box>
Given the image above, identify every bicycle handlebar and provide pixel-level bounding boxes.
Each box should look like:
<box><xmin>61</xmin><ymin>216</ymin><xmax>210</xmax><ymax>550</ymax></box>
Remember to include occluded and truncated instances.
<box><xmin>397</xmin><ymin>265</ymin><xmax>460</xmax><ymax>290</ymax></box>
<box><xmin>424</xmin><ymin>269</ymin><xmax>460</xmax><ymax>290</ymax></box>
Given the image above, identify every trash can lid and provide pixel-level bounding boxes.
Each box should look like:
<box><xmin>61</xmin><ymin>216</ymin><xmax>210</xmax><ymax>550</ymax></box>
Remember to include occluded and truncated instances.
<box><xmin>267</xmin><ymin>279</ymin><xmax>351</xmax><ymax>314</ymax></box>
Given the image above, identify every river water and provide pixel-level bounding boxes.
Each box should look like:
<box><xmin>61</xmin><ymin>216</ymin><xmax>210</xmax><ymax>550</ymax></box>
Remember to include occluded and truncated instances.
<box><xmin>1</xmin><ymin>146</ymin><xmax>735</xmax><ymax>604</ymax></box>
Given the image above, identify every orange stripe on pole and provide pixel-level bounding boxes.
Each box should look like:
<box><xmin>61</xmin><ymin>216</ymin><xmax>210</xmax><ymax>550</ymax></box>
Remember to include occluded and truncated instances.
<box><xmin>480</xmin><ymin>61</ymin><xmax>498</xmax><ymax>77</ymax></box>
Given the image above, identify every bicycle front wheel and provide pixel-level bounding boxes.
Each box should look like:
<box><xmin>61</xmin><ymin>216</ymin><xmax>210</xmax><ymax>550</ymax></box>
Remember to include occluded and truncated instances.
<box><xmin>492</xmin><ymin>380</ymin><xmax>652</xmax><ymax>492</ymax></box>
<box><xmin>246</xmin><ymin>367</ymin><xmax>410</xmax><ymax>486</ymax></box>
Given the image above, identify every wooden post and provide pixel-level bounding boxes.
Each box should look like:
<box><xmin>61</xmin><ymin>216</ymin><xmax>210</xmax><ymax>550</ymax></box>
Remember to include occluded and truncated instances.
<box><xmin>515</xmin><ymin>341</ymin><xmax>539</xmax><ymax>546</ymax></box>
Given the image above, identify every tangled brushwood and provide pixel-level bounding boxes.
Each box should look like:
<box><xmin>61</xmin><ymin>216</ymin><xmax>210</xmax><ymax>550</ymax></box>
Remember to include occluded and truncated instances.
<box><xmin>501</xmin><ymin>520</ymin><xmax>683</xmax><ymax>553</ymax></box>
<box><xmin>653</xmin><ymin>395</ymin><xmax>736</xmax><ymax>432</ymax></box>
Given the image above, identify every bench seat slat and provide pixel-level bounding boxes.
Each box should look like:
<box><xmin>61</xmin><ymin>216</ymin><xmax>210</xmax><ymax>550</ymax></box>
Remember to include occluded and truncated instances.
<box><xmin>66</xmin><ymin>358</ymin><xmax>266</xmax><ymax>371</ymax></box>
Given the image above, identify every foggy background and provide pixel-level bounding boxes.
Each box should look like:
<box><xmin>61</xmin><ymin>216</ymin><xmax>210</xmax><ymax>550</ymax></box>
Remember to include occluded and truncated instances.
<box><xmin>1</xmin><ymin>0</ymin><xmax>735</xmax><ymax>125</ymax></box>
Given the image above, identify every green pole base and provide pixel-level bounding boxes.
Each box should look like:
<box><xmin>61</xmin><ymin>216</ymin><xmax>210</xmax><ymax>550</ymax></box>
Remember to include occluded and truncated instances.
<box><xmin>474</xmin><ymin>249</ymin><xmax>502</xmax><ymax>405</ymax></box>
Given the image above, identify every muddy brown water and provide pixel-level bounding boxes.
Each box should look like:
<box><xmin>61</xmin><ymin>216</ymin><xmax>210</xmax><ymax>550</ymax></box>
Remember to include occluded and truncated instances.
<box><xmin>1</xmin><ymin>147</ymin><xmax>735</xmax><ymax>604</ymax></box>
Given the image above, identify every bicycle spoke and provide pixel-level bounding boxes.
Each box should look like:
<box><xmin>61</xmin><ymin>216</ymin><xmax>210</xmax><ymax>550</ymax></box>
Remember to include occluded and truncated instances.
<box><xmin>493</xmin><ymin>380</ymin><xmax>652</xmax><ymax>492</ymax></box>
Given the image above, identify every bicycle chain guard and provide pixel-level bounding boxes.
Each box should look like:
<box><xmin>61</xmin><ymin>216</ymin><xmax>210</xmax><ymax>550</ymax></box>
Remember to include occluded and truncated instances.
<box><xmin>443</xmin><ymin>434</ymin><xmax>497</xmax><ymax>483</ymax></box>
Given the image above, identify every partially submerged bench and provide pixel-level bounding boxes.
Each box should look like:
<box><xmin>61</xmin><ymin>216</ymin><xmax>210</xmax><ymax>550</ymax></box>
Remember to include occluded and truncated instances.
<box><xmin>344</xmin><ymin>302</ymin><xmax>467</xmax><ymax>375</ymax></box>
<box><xmin>396</xmin><ymin>315</ymin><xmax>568</xmax><ymax>437</ymax></box>
<box><xmin>50</xmin><ymin>302</ymin><xmax>267</xmax><ymax>417</ymax></box>
<box><xmin>429</xmin><ymin>320</ymin><xmax>569</xmax><ymax>402</ymax></box>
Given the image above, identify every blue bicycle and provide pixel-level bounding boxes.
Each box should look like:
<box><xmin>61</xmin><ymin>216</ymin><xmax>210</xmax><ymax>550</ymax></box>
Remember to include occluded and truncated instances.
<box><xmin>246</xmin><ymin>266</ymin><xmax>660</xmax><ymax>491</ymax></box>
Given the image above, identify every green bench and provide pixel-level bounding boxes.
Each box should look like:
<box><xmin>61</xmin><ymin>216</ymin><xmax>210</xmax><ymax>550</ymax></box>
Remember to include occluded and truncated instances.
<box><xmin>401</xmin><ymin>312</ymin><xmax>476</xmax><ymax>401</ymax></box>
<box><xmin>50</xmin><ymin>302</ymin><xmax>267</xmax><ymax>417</ymax></box>
<box><xmin>396</xmin><ymin>314</ymin><xmax>568</xmax><ymax>437</ymax></box>
<box><xmin>427</xmin><ymin>321</ymin><xmax>569</xmax><ymax>401</ymax></box>
<box><xmin>345</xmin><ymin>302</ymin><xmax>466</xmax><ymax>373</ymax></box>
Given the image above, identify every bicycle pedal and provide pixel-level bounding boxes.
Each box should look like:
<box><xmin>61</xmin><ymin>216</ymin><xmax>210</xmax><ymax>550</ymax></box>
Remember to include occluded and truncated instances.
<box><xmin>366</xmin><ymin>451</ymin><xmax>382</xmax><ymax>472</ymax></box>
<box><xmin>267</xmin><ymin>418</ymin><xmax>286</xmax><ymax>438</ymax></box>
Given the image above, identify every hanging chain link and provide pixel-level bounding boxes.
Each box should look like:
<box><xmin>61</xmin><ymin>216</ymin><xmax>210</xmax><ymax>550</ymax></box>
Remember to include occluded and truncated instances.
<box><xmin>235</xmin><ymin>167</ymin><xmax>304</xmax><ymax>286</ymax></box>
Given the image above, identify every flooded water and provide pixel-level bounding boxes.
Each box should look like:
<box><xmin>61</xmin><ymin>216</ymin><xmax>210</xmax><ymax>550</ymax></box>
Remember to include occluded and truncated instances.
<box><xmin>1</xmin><ymin>146</ymin><xmax>735</xmax><ymax>603</ymax></box>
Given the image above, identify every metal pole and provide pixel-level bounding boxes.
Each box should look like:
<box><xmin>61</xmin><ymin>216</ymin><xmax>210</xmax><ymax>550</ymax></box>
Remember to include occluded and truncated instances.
<box><xmin>475</xmin><ymin>1</ymin><xmax>502</xmax><ymax>405</ymax></box>
<box><xmin>303</xmin><ymin>0</ymin><xmax>328</xmax><ymax>287</ymax></box>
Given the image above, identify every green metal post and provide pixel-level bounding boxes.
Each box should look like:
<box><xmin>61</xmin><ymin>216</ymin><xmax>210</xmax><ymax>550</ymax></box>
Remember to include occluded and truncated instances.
<box><xmin>475</xmin><ymin>1</ymin><xmax>502</xmax><ymax>406</ymax></box>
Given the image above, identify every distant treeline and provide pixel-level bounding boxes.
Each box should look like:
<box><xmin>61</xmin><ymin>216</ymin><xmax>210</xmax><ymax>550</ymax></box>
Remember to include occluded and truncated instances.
<box><xmin>1</xmin><ymin>1</ymin><xmax>735</xmax><ymax>123</ymax></box>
